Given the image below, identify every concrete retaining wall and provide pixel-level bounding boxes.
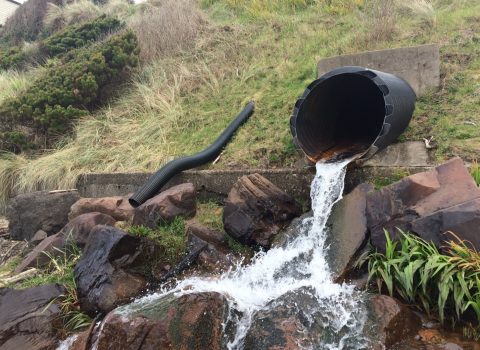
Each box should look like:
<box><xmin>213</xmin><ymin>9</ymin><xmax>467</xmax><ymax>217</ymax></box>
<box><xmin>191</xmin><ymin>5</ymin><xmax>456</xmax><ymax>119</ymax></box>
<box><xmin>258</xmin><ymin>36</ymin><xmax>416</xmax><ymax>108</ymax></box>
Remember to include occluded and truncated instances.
<box><xmin>317</xmin><ymin>44</ymin><xmax>440</xmax><ymax>95</ymax></box>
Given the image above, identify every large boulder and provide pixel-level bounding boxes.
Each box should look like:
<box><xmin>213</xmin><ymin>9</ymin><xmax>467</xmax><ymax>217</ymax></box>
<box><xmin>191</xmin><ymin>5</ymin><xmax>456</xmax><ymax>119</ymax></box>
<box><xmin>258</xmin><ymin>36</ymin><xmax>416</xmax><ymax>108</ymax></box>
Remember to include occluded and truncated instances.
<box><xmin>7</xmin><ymin>190</ymin><xmax>80</xmax><ymax>241</ymax></box>
<box><xmin>69</xmin><ymin>195</ymin><xmax>134</xmax><ymax>222</ymax></box>
<box><xmin>14</xmin><ymin>212</ymin><xmax>116</xmax><ymax>273</ymax></box>
<box><xmin>366</xmin><ymin>295</ymin><xmax>422</xmax><ymax>349</ymax></box>
<box><xmin>0</xmin><ymin>284</ymin><xmax>65</xmax><ymax>350</ymax></box>
<box><xmin>367</xmin><ymin>158</ymin><xmax>480</xmax><ymax>251</ymax></box>
<box><xmin>95</xmin><ymin>292</ymin><xmax>229</xmax><ymax>350</ymax></box>
<box><xmin>132</xmin><ymin>183</ymin><xmax>197</xmax><ymax>229</ymax></box>
<box><xmin>186</xmin><ymin>222</ymin><xmax>234</xmax><ymax>272</ymax></box>
<box><xmin>74</xmin><ymin>225</ymin><xmax>166</xmax><ymax>314</ymax></box>
<box><xmin>326</xmin><ymin>182</ymin><xmax>373</xmax><ymax>281</ymax></box>
<box><xmin>223</xmin><ymin>174</ymin><xmax>302</xmax><ymax>248</ymax></box>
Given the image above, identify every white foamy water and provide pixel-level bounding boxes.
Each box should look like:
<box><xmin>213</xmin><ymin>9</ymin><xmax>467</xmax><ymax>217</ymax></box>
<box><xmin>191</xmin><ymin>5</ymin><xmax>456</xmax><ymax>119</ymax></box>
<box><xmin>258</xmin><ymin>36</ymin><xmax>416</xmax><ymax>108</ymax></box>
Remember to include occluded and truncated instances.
<box><xmin>117</xmin><ymin>159</ymin><xmax>369</xmax><ymax>349</ymax></box>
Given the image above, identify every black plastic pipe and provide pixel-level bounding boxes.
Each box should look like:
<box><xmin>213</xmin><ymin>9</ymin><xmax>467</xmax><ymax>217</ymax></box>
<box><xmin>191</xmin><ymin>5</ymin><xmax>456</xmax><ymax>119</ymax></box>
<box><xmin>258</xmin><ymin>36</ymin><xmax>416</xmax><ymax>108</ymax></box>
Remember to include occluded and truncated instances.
<box><xmin>129</xmin><ymin>102</ymin><xmax>255</xmax><ymax>208</ymax></box>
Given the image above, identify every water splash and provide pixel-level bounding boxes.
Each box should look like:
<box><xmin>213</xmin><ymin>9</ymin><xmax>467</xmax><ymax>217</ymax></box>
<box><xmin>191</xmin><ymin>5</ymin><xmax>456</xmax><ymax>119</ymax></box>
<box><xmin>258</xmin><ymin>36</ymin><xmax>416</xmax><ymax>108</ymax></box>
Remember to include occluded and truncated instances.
<box><xmin>118</xmin><ymin>159</ymin><xmax>369</xmax><ymax>349</ymax></box>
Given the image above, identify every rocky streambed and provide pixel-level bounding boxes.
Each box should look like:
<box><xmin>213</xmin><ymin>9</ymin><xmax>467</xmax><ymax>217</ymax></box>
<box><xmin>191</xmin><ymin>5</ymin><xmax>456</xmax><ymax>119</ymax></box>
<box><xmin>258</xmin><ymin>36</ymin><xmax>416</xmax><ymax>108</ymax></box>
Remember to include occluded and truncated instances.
<box><xmin>1</xmin><ymin>157</ymin><xmax>480</xmax><ymax>349</ymax></box>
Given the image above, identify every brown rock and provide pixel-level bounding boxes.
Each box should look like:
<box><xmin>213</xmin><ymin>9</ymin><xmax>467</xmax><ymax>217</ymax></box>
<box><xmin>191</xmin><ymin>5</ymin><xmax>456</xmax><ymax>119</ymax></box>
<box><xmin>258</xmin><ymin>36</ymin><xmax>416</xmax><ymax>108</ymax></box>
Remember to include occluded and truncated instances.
<box><xmin>326</xmin><ymin>182</ymin><xmax>373</xmax><ymax>281</ymax></box>
<box><xmin>367</xmin><ymin>295</ymin><xmax>421</xmax><ymax>349</ymax></box>
<box><xmin>60</xmin><ymin>212</ymin><xmax>116</xmax><ymax>248</ymax></box>
<box><xmin>7</xmin><ymin>190</ymin><xmax>81</xmax><ymax>241</ymax></box>
<box><xmin>31</xmin><ymin>230</ymin><xmax>48</xmax><ymax>243</ymax></box>
<box><xmin>186</xmin><ymin>221</ymin><xmax>227</xmax><ymax>247</ymax></box>
<box><xmin>132</xmin><ymin>183</ymin><xmax>197</xmax><ymax>229</ymax></box>
<box><xmin>366</xmin><ymin>157</ymin><xmax>480</xmax><ymax>251</ymax></box>
<box><xmin>74</xmin><ymin>225</ymin><xmax>164</xmax><ymax>314</ymax></box>
<box><xmin>14</xmin><ymin>233</ymin><xmax>66</xmax><ymax>273</ymax></box>
<box><xmin>95</xmin><ymin>292</ymin><xmax>228</xmax><ymax>350</ymax></box>
<box><xmin>0</xmin><ymin>284</ymin><xmax>65</xmax><ymax>349</ymax></box>
<box><xmin>223</xmin><ymin>174</ymin><xmax>302</xmax><ymax>248</ymax></box>
<box><xmin>69</xmin><ymin>195</ymin><xmax>134</xmax><ymax>222</ymax></box>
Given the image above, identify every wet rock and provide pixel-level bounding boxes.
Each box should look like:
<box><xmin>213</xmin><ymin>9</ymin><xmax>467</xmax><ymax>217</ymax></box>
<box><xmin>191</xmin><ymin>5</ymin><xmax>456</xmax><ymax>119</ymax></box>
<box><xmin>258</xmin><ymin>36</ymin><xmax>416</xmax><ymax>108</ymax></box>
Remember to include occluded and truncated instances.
<box><xmin>95</xmin><ymin>292</ymin><xmax>228</xmax><ymax>350</ymax></box>
<box><xmin>69</xmin><ymin>195</ymin><xmax>133</xmax><ymax>222</ymax></box>
<box><xmin>60</xmin><ymin>212</ymin><xmax>116</xmax><ymax>248</ymax></box>
<box><xmin>0</xmin><ymin>284</ymin><xmax>65</xmax><ymax>349</ymax></box>
<box><xmin>7</xmin><ymin>190</ymin><xmax>80</xmax><ymax>241</ymax></box>
<box><xmin>14</xmin><ymin>233</ymin><xmax>66</xmax><ymax>273</ymax></box>
<box><xmin>132</xmin><ymin>183</ymin><xmax>196</xmax><ymax>229</ymax></box>
<box><xmin>223</xmin><ymin>174</ymin><xmax>302</xmax><ymax>248</ymax></box>
<box><xmin>326</xmin><ymin>182</ymin><xmax>373</xmax><ymax>281</ymax></box>
<box><xmin>271</xmin><ymin>212</ymin><xmax>313</xmax><ymax>248</ymax></box>
<box><xmin>367</xmin><ymin>158</ymin><xmax>480</xmax><ymax>251</ymax></box>
<box><xmin>74</xmin><ymin>225</ymin><xmax>164</xmax><ymax>314</ymax></box>
<box><xmin>367</xmin><ymin>295</ymin><xmax>421</xmax><ymax>349</ymax></box>
<box><xmin>186</xmin><ymin>222</ymin><xmax>234</xmax><ymax>272</ymax></box>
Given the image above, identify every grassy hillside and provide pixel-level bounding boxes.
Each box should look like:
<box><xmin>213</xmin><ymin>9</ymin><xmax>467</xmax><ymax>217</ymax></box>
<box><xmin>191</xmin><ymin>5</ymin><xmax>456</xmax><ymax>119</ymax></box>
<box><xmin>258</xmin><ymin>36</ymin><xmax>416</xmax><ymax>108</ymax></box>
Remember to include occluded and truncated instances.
<box><xmin>0</xmin><ymin>0</ymin><xmax>479</xmax><ymax>211</ymax></box>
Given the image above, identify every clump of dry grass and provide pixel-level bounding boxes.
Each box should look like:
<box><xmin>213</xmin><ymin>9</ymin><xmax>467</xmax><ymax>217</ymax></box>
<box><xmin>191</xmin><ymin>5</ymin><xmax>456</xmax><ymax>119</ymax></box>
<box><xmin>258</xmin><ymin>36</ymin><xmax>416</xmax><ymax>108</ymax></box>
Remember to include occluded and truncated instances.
<box><xmin>361</xmin><ymin>0</ymin><xmax>397</xmax><ymax>45</ymax></box>
<box><xmin>128</xmin><ymin>0</ymin><xmax>207</xmax><ymax>62</ymax></box>
<box><xmin>399</xmin><ymin>0</ymin><xmax>436</xmax><ymax>30</ymax></box>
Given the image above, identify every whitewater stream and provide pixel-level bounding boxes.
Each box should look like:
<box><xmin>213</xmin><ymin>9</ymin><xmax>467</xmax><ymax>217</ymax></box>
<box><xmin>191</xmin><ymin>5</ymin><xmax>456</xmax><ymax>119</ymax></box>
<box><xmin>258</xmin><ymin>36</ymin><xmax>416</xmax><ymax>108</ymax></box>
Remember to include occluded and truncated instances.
<box><xmin>104</xmin><ymin>158</ymin><xmax>371</xmax><ymax>350</ymax></box>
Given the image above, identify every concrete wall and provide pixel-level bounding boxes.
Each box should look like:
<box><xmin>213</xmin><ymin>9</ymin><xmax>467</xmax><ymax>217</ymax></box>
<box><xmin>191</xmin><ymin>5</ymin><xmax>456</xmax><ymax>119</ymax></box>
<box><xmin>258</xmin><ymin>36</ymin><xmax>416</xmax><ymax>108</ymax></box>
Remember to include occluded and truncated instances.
<box><xmin>0</xmin><ymin>0</ymin><xmax>18</xmax><ymax>25</ymax></box>
<box><xmin>317</xmin><ymin>44</ymin><xmax>440</xmax><ymax>95</ymax></box>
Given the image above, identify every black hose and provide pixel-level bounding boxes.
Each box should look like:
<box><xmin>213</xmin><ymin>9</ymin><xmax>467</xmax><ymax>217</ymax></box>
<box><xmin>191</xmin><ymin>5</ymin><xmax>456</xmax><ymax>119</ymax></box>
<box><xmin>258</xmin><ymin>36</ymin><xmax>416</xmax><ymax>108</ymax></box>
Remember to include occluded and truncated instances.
<box><xmin>129</xmin><ymin>102</ymin><xmax>255</xmax><ymax>208</ymax></box>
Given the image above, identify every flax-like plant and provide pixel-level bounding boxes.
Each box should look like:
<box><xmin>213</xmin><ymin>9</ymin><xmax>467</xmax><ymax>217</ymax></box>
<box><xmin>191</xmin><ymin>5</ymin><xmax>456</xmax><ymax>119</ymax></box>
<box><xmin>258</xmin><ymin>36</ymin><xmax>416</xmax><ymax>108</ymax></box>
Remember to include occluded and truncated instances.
<box><xmin>471</xmin><ymin>160</ymin><xmax>480</xmax><ymax>186</ymax></box>
<box><xmin>367</xmin><ymin>229</ymin><xmax>480</xmax><ymax>325</ymax></box>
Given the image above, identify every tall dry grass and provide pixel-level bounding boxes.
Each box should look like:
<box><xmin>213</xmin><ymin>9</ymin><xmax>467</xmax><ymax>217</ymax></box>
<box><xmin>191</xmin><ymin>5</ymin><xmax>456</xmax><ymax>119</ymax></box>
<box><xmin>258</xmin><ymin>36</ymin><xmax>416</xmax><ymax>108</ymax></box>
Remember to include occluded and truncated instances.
<box><xmin>128</xmin><ymin>0</ymin><xmax>207</xmax><ymax>62</ymax></box>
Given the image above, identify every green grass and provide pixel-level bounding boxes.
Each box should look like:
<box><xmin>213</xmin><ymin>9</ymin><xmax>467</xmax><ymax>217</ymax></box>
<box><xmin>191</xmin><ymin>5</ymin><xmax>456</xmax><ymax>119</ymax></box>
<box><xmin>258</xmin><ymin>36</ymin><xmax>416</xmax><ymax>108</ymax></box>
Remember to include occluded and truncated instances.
<box><xmin>0</xmin><ymin>0</ymin><xmax>479</xmax><ymax>212</ymax></box>
<box><xmin>127</xmin><ymin>216</ymin><xmax>187</xmax><ymax>264</ymax></box>
<box><xmin>471</xmin><ymin>160</ymin><xmax>480</xmax><ymax>186</ymax></box>
<box><xmin>365</xmin><ymin>229</ymin><xmax>480</xmax><ymax>326</ymax></box>
<box><xmin>373</xmin><ymin>169</ymin><xmax>411</xmax><ymax>189</ymax></box>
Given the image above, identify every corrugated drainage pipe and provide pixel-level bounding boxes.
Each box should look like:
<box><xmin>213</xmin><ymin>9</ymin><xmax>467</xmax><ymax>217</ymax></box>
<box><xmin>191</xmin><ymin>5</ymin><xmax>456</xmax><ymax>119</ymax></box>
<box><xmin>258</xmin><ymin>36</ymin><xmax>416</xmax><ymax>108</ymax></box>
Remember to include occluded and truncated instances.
<box><xmin>290</xmin><ymin>66</ymin><xmax>416</xmax><ymax>162</ymax></box>
<box><xmin>129</xmin><ymin>102</ymin><xmax>255</xmax><ymax>208</ymax></box>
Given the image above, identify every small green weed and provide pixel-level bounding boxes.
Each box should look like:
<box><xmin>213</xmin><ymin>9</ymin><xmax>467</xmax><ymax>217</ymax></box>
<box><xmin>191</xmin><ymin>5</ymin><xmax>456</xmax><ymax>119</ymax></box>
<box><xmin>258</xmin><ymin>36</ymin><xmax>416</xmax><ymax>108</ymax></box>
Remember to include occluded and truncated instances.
<box><xmin>128</xmin><ymin>217</ymin><xmax>187</xmax><ymax>265</ymax></box>
<box><xmin>196</xmin><ymin>200</ymin><xmax>224</xmax><ymax>231</ymax></box>
<box><xmin>471</xmin><ymin>160</ymin><xmax>480</xmax><ymax>186</ymax></box>
<box><xmin>366</xmin><ymin>230</ymin><xmax>480</xmax><ymax>325</ymax></box>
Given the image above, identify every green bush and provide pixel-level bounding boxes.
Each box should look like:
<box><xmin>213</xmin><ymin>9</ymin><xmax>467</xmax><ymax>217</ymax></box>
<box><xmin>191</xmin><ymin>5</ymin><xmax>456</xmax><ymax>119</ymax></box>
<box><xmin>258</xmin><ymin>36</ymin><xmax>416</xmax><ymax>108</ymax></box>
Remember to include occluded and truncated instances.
<box><xmin>366</xmin><ymin>230</ymin><xmax>480</xmax><ymax>325</ymax></box>
<box><xmin>0</xmin><ymin>30</ymin><xmax>139</xmax><ymax>152</ymax></box>
<box><xmin>0</xmin><ymin>47</ymin><xmax>27</xmax><ymax>71</ymax></box>
<box><xmin>42</xmin><ymin>15</ymin><xmax>123</xmax><ymax>57</ymax></box>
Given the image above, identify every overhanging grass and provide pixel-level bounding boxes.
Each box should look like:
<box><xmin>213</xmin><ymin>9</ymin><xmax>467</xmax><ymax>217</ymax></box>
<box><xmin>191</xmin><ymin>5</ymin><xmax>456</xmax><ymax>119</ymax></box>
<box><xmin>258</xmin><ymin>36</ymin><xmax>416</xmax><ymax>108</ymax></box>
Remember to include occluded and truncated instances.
<box><xmin>0</xmin><ymin>1</ymin><xmax>479</xmax><ymax>211</ymax></box>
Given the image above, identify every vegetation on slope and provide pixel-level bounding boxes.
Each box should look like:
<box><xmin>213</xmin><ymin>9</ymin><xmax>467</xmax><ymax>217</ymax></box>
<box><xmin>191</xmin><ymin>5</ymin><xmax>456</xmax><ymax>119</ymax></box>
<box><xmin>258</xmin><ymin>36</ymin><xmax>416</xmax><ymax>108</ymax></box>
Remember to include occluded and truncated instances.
<box><xmin>0</xmin><ymin>0</ymin><xmax>479</xmax><ymax>212</ymax></box>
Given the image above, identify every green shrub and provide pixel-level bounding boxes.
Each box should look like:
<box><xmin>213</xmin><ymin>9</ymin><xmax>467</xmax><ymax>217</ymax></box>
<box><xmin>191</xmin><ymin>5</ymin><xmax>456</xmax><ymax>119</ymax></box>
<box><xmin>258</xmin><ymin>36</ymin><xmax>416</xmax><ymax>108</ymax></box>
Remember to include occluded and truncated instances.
<box><xmin>42</xmin><ymin>15</ymin><xmax>123</xmax><ymax>57</ymax></box>
<box><xmin>366</xmin><ymin>230</ymin><xmax>480</xmax><ymax>325</ymax></box>
<box><xmin>0</xmin><ymin>30</ymin><xmax>139</xmax><ymax>152</ymax></box>
<box><xmin>0</xmin><ymin>47</ymin><xmax>27</xmax><ymax>71</ymax></box>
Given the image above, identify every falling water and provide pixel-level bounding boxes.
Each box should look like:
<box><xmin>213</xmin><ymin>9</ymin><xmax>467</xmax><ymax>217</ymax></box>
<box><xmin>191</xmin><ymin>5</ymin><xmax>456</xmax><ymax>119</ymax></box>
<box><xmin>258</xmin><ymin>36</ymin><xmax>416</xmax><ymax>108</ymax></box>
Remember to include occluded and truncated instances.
<box><xmin>116</xmin><ymin>159</ymin><xmax>370</xmax><ymax>349</ymax></box>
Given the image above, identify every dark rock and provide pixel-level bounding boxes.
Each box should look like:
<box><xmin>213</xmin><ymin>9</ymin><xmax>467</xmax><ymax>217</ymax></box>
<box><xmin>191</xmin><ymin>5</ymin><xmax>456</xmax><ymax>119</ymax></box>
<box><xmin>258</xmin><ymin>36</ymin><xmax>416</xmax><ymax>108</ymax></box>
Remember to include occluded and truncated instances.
<box><xmin>95</xmin><ymin>292</ymin><xmax>228</xmax><ymax>350</ymax></box>
<box><xmin>74</xmin><ymin>225</ymin><xmax>165</xmax><ymax>314</ymax></box>
<box><xmin>132</xmin><ymin>183</ymin><xmax>196</xmax><ymax>229</ymax></box>
<box><xmin>366</xmin><ymin>295</ymin><xmax>422</xmax><ymax>349</ymax></box>
<box><xmin>186</xmin><ymin>222</ymin><xmax>234</xmax><ymax>272</ymax></box>
<box><xmin>0</xmin><ymin>284</ymin><xmax>65</xmax><ymax>349</ymax></box>
<box><xmin>367</xmin><ymin>158</ymin><xmax>480</xmax><ymax>251</ymax></box>
<box><xmin>14</xmin><ymin>233</ymin><xmax>66</xmax><ymax>273</ymax></box>
<box><xmin>69</xmin><ymin>195</ymin><xmax>134</xmax><ymax>222</ymax></box>
<box><xmin>223</xmin><ymin>174</ymin><xmax>302</xmax><ymax>248</ymax></box>
<box><xmin>326</xmin><ymin>182</ymin><xmax>373</xmax><ymax>281</ymax></box>
<box><xmin>411</xmin><ymin>198</ymin><xmax>480</xmax><ymax>249</ymax></box>
<box><xmin>60</xmin><ymin>212</ymin><xmax>116</xmax><ymax>248</ymax></box>
<box><xmin>7</xmin><ymin>190</ymin><xmax>80</xmax><ymax>241</ymax></box>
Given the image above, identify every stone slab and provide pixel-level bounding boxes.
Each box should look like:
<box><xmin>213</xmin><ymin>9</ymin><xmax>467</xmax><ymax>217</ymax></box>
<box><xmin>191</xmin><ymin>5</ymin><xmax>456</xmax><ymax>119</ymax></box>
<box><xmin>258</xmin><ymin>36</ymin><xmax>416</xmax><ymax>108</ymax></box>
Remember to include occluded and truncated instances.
<box><xmin>362</xmin><ymin>141</ymin><xmax>434</xmax><ymax>167</ymax></box>
<box><xmin>317</xmin><ymin>44</ymin><xmax>440</xmax><ymax>95</ymax></box>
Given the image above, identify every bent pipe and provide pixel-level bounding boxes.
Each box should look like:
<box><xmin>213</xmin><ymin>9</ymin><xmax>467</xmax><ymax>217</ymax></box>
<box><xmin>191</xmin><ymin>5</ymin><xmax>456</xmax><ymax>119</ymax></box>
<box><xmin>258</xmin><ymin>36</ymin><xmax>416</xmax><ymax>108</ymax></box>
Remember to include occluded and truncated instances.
<box><xmin>129</xmin><ymin>102</ymin><xmax>255</xmax><ymax>208</ymax></box>
<box><xmin>290</xmin><ymin>66</ymin><xmax>416</xmax><ymax>163</ymax></box>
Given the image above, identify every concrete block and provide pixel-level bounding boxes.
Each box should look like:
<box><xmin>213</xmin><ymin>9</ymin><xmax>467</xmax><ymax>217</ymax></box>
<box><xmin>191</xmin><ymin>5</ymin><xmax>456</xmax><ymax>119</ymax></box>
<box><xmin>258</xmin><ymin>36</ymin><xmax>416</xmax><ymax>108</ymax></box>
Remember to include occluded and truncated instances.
<box><xmin>317</xmin><ymin>44</ymin><xmax>440</xmax><ymax>95</ymax></box>
<box><xmin>362</xmin><ymin>141</ymin><xmax>434</xmax><ymax>167</ymax></box>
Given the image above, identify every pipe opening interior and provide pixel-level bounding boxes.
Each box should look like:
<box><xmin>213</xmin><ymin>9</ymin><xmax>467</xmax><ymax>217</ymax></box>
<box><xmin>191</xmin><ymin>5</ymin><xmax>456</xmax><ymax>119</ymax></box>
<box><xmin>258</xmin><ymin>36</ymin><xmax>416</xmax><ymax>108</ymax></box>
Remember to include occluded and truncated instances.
<box><xmin>296</xmin><ymin>73</ymin><xmax>386</xmax><ymax>161</ymax></box>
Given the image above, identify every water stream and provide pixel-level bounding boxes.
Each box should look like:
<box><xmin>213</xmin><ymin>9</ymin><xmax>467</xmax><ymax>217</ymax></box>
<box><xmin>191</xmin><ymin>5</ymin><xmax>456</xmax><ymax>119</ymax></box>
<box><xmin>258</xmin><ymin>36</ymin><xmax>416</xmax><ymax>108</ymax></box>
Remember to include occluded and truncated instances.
<box><xmin>113</xmin><ymin>158</ymin><xmax>371</xmax><ymax>349</ymax></box>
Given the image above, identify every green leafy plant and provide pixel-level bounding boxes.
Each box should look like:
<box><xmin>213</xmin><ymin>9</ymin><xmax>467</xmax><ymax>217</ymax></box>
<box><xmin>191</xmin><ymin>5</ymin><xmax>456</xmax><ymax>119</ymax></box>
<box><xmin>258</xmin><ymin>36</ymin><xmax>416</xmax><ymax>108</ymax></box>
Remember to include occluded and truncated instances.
<box><xmin>0</xmin><ymin>30</ymin><xmax>139</xmax><ymax>152</ymax></box>
<box><xmin>42</xmin><ymin>15</ymin><xmax>123</xmax><ymax>57</ymax></box>
<box><xmin>471</xmin><ymin>160</ymin><xmax>480</xmax><ymax>186</ymax></box>
<box><xmin>128</xmin><ymin>217</ymin><xmax>187</xmax><ymax>264</ymax></box>
<box><xmin>366</xmin><ymin>230</ymin><xmax>480</xmax><ymax>325</ymax></box>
